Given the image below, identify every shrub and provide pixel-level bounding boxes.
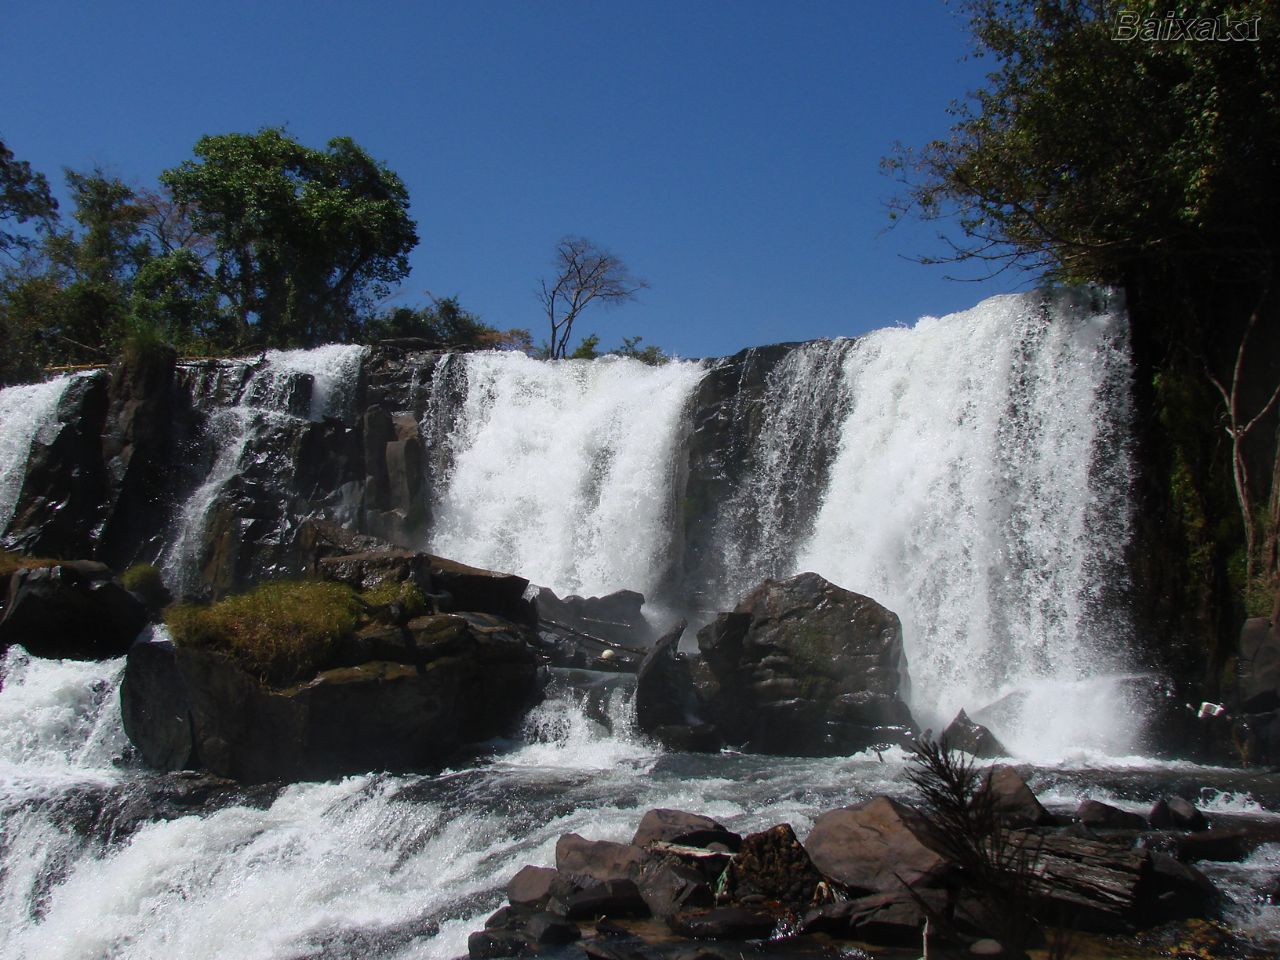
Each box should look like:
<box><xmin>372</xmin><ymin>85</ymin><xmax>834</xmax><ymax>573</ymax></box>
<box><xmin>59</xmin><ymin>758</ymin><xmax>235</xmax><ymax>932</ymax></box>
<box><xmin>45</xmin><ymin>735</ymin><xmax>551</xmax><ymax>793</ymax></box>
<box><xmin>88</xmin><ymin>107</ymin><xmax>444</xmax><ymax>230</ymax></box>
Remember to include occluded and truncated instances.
<box><xmin>166</xmin><ymin>581</ymin><xmax>363</xmax><ymax>686</ymax></box>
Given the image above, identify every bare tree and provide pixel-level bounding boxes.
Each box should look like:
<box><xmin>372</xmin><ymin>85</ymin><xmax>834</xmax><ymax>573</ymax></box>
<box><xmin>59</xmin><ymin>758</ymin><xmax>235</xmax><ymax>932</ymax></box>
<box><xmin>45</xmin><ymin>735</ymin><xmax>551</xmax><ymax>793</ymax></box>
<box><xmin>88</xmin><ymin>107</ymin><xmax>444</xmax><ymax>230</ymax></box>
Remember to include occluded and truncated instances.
<box><xmin>537</xmin><ymin>236</ymin><xmax>646</xmax><ymax>360</ymax></box>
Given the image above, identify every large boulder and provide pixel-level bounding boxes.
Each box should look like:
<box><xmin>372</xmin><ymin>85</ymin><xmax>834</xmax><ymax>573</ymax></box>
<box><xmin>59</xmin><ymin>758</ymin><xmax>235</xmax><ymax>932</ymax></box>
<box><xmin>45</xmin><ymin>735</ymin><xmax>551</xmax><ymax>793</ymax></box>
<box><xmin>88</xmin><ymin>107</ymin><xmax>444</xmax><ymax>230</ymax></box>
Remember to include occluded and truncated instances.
<box><xmin>0</xmin><ymin>560</ymin><xmax>148</xmax><ymax>659</ymax></box>
<box><xmin>120</xmin><ymin>612</ymin><xmax>540</xmax><ymax>783</ymax></box>
<box><xmin>694</xmin><ymin>573</ymin><xmax>915</xmax><ymax>755</ymax></box>
<box><xmin>804</xmin><ymin>796</ymin><xmax>952</xmax><ymax>893</ymax></box>
<box><xmin>1238</xmin><ymin>616</ymin><xmax>1279</xmax><ymax>713</ymax></box>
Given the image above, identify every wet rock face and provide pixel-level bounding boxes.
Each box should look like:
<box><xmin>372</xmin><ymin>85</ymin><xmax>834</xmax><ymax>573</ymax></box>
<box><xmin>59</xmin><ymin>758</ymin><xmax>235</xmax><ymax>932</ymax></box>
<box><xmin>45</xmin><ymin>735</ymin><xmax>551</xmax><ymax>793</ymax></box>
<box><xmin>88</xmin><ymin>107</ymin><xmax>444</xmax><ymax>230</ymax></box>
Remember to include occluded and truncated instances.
<box><xmin>0</xmin><ymin>561</ymin><xmax>148</xmax><ymax>660</ymax></box>
<box><xmin>3</xmin><ymin>372</ymin><xmax>110</xmax><ymax>557</ymax></box>
<box><xmin>694</xmin><ymin>572</ymin><xmax>915</xmax><ymax>755</ymax></box>
<box><xmin>120</xmin><ymin>609</ymin><xmax>540</xmax><ymax>784</ymax></box>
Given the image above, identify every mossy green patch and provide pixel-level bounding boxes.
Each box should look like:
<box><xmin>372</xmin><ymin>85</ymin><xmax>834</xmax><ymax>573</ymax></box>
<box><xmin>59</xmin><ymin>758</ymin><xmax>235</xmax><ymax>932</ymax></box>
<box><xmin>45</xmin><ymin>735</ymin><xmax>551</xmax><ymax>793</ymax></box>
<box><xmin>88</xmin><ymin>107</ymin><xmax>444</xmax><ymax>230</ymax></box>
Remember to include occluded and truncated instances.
<box><xmin>166</xmin><ymin>580</ymin><xmax>363</xmax><ymax>686</ymax></box>
<box><xmin>361</xmin><ymin>579</ymin><xmax>428</xmax><ymax>617</ymax></box>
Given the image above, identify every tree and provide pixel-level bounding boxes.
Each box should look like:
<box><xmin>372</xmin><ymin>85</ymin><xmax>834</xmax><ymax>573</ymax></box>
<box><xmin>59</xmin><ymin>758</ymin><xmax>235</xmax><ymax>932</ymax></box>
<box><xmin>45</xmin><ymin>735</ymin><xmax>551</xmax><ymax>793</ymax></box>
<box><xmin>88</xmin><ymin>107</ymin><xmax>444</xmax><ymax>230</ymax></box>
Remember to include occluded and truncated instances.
<box><xmin>888</xmin><ymin>0</ymin><xmax>1280</xmax><ymax>687</ymax></box>
<box><xmin>364</xmin><ymin>295</ymin><xmax>530</xmax><ymax>351</ymax></box>
<box><xmin>537</xmin><ymin>236</ymin><xmax>647</xmax><ymax>360</ymax></box>
<box><xmin>0</xmin><ymin>138</ymin><xmax>57</xmax><ymax>262</ymax></box>
<box><xmin>161</xmin><ymin>128</ymin><xmax>418</xmax><ymax>348</ymax></box>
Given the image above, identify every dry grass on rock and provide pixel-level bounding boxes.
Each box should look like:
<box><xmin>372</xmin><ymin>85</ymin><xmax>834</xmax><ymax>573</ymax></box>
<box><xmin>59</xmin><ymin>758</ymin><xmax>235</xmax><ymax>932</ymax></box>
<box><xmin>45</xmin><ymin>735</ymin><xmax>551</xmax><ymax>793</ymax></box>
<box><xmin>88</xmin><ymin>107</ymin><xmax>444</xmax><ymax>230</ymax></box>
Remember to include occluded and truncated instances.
<box><xmin>166</xmin><ymin>581</ymin><xmax>364</xmax><ymax>686</ymax></box>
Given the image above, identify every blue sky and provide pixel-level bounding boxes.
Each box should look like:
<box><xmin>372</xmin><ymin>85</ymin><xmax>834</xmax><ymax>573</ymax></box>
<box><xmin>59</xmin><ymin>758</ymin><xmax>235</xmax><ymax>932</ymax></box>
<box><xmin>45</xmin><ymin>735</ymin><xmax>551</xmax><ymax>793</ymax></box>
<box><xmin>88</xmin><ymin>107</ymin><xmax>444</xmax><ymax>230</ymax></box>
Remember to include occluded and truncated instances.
<box><xmin>2</xmin><ymin>0</ymin><xmax>1026</xmax><ymax>358</ymax></box>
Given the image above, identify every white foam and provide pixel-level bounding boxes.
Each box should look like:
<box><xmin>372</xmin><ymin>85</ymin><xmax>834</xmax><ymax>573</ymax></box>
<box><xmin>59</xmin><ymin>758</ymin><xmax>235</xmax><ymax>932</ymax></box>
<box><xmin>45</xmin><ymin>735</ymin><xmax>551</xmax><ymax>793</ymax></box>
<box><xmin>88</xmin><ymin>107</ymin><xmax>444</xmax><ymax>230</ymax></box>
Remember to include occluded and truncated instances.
<box><xmin>0</xmin><ymin>375</ymin><xmax>80</xmax><ymax>531</ymax></box>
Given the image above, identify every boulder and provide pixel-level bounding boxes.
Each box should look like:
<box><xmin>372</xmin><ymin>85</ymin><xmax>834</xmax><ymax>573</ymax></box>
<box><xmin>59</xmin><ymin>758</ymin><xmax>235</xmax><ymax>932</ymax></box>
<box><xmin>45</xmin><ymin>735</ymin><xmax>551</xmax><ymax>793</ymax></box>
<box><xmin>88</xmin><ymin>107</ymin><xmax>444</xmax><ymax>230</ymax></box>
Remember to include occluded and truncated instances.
<box><xmin>508</xmin><ymin>866</ymin><xmax>562</xmax><ymax>908</ymax></box>
<box><xmin>555</xmin><ymin>880</ymin><xmax>650</xmax><ymax>920</ymax></box>
<box><xmin>1076</xmin><ymin>799</ymin><xmax>1147</xmax><ymax>831</ymax></box>
<box><xmin>694</xmin><ymin>573</ymin><xmax>915</xmax><ymax>755</ymax></box>
<box><xmin>720</xmin><ymin>824</ymin><xmax>823</xmax><ymax>903</ymax></box>
<box><xmin>804</xmin><ymin>796</ymin><xmax>952</xmax><ymax>892</ymax></box>
<box><xmin>632</xmin><ymin>809</ymin><xmax>738</xmax><ymax>850</ymax></box>
<box><xmin>941</xmin><ymin>709</ymin><xmax>1008</xmax><ymax>758</ymax></box>
<box><xmin>119</xmin><ymin>613</ymin><xmax>540</xmax><ymax>783</ymax></box>
<box><xmin>1237</xmin><ymin>616</ymin><xmax>1279</xmax><ymax>713</ymax></box>
<box><xmin>1148</xmin><ymin>797</ymin><xmax>1209</xmax><ymax>832</ymax></box>
<box><xmin>555</xmin><ymin>834</ymin><xmax>647</xmax><ymax>884</ymax></box>
<box><xmin>635</xmin><ymin>621</ymin><xmax>725</xmax><ymax>750</ymax></box>
<box><xmin>977</xmin><ymin>766</ymin><xmax>1053</xmax><ymax>828</ymax></box>
<box><xmin>844</xmin><ymin>889</ymin><xmax>949</xmax><ymax>946</ymax></box>
<box><xmin>0</xmin><ymin>561</ymin><xmax>148</xmax><ymax>659</ymax></box>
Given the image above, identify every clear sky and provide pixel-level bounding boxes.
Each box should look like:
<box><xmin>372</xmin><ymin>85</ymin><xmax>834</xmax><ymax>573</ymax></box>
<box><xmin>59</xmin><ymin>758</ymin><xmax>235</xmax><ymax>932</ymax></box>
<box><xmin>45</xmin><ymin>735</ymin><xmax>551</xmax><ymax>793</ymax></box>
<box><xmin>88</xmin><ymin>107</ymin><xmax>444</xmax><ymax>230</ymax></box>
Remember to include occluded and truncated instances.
<box><xmin>2</xmin><ymin>0</ymin><xmax>1029</xmax><ymax>358</ymax></box>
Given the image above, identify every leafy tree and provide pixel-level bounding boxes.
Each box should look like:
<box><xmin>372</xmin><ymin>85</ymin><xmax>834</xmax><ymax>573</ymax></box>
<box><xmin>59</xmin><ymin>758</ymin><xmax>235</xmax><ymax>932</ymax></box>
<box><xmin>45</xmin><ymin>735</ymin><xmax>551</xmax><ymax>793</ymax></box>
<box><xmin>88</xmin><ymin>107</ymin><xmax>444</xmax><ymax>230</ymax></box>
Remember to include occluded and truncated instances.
<box><xmin>161</xmin><ymin>128</ymin><xmax>418</xmax><ymax>348</ymax></box>
<box><xmin>537</xmin><ymin>236</ymin><xmax>647</xmax><ymax>360</ymax></box>
<box><xmin>567</xmin><ymin>332</ymin><xmax>601</xmax><ymax>359</ymax></box>
<box><xmin>0</xmin><ymin>138</ymin><xmax>57</xmax><ymax>262</ymax></box>
<box><xmin>889</xmin><ymin>0</ymin><xmax>1280</xmax><ymax>684</ymax></box>
<box><xmin>612</xmin><ymin>334</ymin><xmax>668</xmax><ymax>365</ymax></box>
<box><xmin>365</xmin><ymin>295</ymin><xmax>530</xmax><ymax>352</ymax></box>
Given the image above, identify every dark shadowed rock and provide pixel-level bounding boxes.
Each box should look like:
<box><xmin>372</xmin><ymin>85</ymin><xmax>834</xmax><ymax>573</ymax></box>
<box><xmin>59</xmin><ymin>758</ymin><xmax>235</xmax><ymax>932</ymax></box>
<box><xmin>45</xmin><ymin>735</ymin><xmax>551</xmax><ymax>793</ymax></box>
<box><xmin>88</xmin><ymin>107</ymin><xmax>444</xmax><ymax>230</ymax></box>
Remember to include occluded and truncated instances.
<box><xmin>636</xmin><ymin>859</ymin><xmax>715</xmax><ymax>918</ymax></box>
<box><xmin>556</xmin><ymin>834</ymin><xmax>647</xmax><ymax>884</ymax></box>
<box><xmin>121</xmin><ymin>614</ymin><xmax>540</xmax><ymax>783</ymax></box>
<box><xmin>941</xmin><ymin>709</ymin><xmax>1008</xmax><ymax>758</ymax></box>
<box><xmin>804</xmin><ymin>796</ymin><xmax>952</xmax><ymax>892</ymax></box>
<box><xmin>977</xmin><ymin>766</ymin><xmax>1053</xmax><ymax>828</ymax></box>
<box><xmin>468</xmin><ymin>929</ymin><xmax>528</xmax><ymax>959</ymax></box>
<box><xmin>524</xmin><ymin>912</ymin><xmax>581</xmax><ymax>945</ymax></box>
<box><xmin>695</xmin><ymin>573</ymin><xmax>915</xmax><ymax>755</ymax></box>
<box><xmin>845</xmin><ymin>889</ymin><xmax>950</xmax><ymax>946</ymax></box>
<box><xmin>721</xmin><ymin>824</ymin><xmax>823</xmax><ymax>903</ymax></box>
<box><xmin>1076</xmin><ymin>799</ymin><xmax>1148</xmax><ymax>831</ymax></box>
<box><xmin>1238</xmin><ymin>616</ymin><xmax>1280</xmax><ymax>713</ymax></box>
<box><xmin>1148</xmin><ymin>797</ymin><xmax>1209</xmax><ymax>832</ymax></box>
<box><xmin>0</xmin><ymin>561</ymin><xmax>148</xmax><ymax>659</ymax></box>
<box><xmin>558</xmin><ymin>880</ymin><xmax>650</xmax><ymax>920</ymax></box>
<box><xmin>667</xmin><ymin>907</ymin><xmax>778</xmax><ymax>940</ymax></box>
<box><xmin>2</xmin><ymin>372</ymin><xmax>109</xmax><ymax>558</ymax></box>
<box><xmin>535</xmin><ymin>587</ymin><xmax>653</xmax><ymax>646</ymax></box>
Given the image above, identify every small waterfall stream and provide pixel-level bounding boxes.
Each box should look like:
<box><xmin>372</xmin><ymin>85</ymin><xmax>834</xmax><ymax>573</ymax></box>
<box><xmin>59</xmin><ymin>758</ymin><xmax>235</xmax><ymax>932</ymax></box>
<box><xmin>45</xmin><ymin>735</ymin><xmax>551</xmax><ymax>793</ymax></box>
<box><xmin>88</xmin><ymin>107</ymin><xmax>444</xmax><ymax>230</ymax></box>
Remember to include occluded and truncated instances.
<box><xmin>426</xmin><ymin>352</ymin><xmax>705</xmax><ymax>600</ymax></box>
<box><xmin>162</xmin><ymin>345</ymin><xmax>366</xmax><ymax>592</ymax></box>
<box><xmin>0</xmin><ymin>375</ymin><xmax>82</xmax><ymax>532</ymax></box>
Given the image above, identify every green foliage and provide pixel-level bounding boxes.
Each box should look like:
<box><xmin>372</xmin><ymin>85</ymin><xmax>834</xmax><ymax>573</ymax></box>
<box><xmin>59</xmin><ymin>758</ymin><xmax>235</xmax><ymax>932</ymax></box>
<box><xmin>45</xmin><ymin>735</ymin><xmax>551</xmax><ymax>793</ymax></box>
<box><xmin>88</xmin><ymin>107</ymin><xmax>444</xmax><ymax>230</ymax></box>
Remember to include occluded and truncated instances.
<box><xmin>363</xmin><ymin>296</ymin><xmax>527</xmax><ymax>351</ymax></box>
<box><xmin>611</xmin><ymin>335</ymin><xmax>668</xmax><ymax>365</ymax></box>
<box><xmin>161</xmin><ymin>128</ymin><xmax>418</xmax><ymax>348</ymax></box>
<box><xmin>568</xmin><ymin>333</ymin><xmax>601</xmax><ymax>359</ymax></box>
<box><xmin>890</xmin><ymin>0</ymin><xmax>1277</xmax><ymax>284</ymax></box>
<box><xmin>0</xmin><ymin>138</ymin><xmax>57</xmax><ymax>260</ymax></box>
<box><xmin>166</xmin><ymin>580</ymin><xmax>363</xmax><ymax>686</ymax></box>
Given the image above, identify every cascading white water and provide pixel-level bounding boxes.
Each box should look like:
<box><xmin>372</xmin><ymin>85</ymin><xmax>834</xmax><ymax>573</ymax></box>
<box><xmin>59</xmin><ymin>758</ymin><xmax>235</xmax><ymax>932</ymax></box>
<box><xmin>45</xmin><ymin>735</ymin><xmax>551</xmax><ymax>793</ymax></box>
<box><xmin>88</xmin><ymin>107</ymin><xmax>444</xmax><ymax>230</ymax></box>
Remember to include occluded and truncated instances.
<box><xmin>705</xmin><ymin>338</ymin><xmax>852</xmax><ymax>602</ymax></box>
<box><xmin>795</xmin><ymin>290</ymin><xmax>1134</xmax><ymax>756</ymax></box>
<box><xmin>0</xmin><ymin>375</ymin><xmax>82</xmax><ymax>533</ymax></box>
<box><xmin>428</xmin><ymin>352</ymin><xmax>706</xmax><ymax>599</ymax></box>
<box><xmin>162</xmin><ymin>345</ymin><xmax>366</xmax><ymax>591</ymax></box>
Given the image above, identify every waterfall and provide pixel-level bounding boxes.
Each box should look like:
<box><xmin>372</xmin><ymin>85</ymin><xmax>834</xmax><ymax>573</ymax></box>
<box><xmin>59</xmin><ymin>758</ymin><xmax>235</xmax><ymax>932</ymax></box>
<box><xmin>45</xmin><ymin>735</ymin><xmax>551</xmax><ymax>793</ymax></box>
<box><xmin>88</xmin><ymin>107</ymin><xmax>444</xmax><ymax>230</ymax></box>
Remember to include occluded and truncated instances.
<box><xmin>0</xmin><ymin>375</ymin><xmax>80</xmax><ymax>533</ymax></box>
<box><xmin>794</xmin><ymin>290</ymin><xmax>1134</xmax><ymax>755</ymax></box>
<box><xmin>427</xmin><ymin>352</ymin><xmax>706</xmax><ymax>599</ymax></box>
<box><xmin>162</xmin><ymin>345</ymin><xmax>366</xmax><ymax>592</ymax></box>
<box><xmin>701</xmin><ymin>338</ymin><xmax>853</xmax><ymax>604</ymax></box>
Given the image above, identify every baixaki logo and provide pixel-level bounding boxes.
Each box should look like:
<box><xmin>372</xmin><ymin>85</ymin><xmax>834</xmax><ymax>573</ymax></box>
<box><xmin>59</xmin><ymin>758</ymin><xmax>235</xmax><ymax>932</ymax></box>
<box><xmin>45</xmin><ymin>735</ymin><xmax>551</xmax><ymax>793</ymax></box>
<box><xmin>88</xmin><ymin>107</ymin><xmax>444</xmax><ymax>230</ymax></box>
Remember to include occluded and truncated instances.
<box><xmin>1113</xmin><ymin>11</ymin><xmax>1261</xmax><ymax>41</ymax></box>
